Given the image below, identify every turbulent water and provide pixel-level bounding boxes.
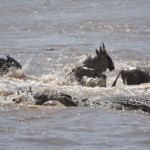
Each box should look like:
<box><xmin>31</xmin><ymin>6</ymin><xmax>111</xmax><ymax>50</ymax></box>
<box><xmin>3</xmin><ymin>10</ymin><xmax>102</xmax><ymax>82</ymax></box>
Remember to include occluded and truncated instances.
<box><xmin>0</xmin><ymin>0</ymin><xmax>150</xmax><ymax>149</ymax></box>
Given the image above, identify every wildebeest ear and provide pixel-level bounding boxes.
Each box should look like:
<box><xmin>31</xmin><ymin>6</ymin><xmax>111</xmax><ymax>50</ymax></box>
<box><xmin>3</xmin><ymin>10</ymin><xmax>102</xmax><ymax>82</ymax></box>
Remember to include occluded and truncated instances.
<box><xmin>96</xmin><ymin>49</ymin><xmax>100</xmax><ymax>55</ymax></box>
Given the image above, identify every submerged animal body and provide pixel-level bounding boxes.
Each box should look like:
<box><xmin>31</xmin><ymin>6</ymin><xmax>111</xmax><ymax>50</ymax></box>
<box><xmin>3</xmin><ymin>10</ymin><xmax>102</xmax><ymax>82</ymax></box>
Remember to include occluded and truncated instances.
<box><xmin>81</xmin><ymin>75</ymin><xmax>106</xmax><ymax>87</ymax></box>
<box><xmin>93</xmin><ymin>96</ymin><xmax>150</xmax><ymax>113</ymax></box>
<box><xmin>112</xmin><ymin>67</ymin><xmax>150</xmax><ymax>86</ymax></box>
<box><xmin>12</xmin><ymin>90</ymin><xmax>150</xmax><ymax>113</ymax></box>
<box><xmin>71</xmin><ymin>42</ymin><xmax>115</xmax><ymax>87</ymax></box>
<box><xmin>72</xmin><ymin>66</ymin><xmax>106</xmax><ymax>83</ymax></box>
<box><xmin>34</xmin><ymin>92</ymin><xmax>77</xmax><ymax>107</ymax></box>
<box><xmin>0</xmin><ymin>54</ymin><xmax>22</xmax><ymax>75</ymax></box>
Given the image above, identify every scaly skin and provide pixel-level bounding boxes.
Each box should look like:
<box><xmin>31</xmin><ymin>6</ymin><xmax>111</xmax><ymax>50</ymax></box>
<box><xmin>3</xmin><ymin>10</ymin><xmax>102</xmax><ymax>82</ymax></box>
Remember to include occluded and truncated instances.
<box><xmin>12</xmin><ymin>92</ymin><xmax>150</xmax><ymax>113</ymax></box>
<box><xmin>88</xmin><ymin>96</ymin><xmax>150</xmax><ymax>113</ymax></box>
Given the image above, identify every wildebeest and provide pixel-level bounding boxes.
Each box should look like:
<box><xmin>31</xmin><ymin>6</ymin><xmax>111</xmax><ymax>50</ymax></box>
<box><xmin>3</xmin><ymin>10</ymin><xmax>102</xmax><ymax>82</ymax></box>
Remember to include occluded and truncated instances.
<box><xmin>70</xmin><ymin>42</ymin><xmax>115</xmax><ymax>86</ymax></box>
<box><xmin>112</xmin><ymin>67</ymin><xmax>150</xmax><ymax>86</ymax></box>
<box><xmin>0</xmin><ymin>54</ymin><xmax>22</xmax><ymax>75</ymax></box>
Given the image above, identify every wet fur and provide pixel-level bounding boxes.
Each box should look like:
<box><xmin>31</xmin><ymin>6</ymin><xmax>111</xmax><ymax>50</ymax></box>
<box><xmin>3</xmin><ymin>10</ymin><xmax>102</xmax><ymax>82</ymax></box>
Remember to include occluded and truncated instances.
<box><xmin>112</xmin><ymin>68</ymin><xmax>150</xmax><ymax>86</ymax></box>
<box><xmin>71</xmin><ymin>43</ymin><xmax>115</xmax><ymax>85</ymax></box>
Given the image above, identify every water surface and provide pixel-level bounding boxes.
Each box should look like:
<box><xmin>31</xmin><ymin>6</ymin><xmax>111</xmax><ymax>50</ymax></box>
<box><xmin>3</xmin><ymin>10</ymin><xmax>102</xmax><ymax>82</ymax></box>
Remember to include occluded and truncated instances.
<box><xmin>0</xmin><ymin>0</ymin><xmax>150</xmax><ymax>149</ymax></box>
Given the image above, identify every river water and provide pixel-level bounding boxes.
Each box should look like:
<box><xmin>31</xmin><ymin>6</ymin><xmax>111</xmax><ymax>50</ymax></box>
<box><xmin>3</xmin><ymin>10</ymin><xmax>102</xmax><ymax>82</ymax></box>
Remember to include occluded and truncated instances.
<box><xmin>0</xmin><ymin>0</ymin><xmax>150</xmax><ymax>149</ymax></box>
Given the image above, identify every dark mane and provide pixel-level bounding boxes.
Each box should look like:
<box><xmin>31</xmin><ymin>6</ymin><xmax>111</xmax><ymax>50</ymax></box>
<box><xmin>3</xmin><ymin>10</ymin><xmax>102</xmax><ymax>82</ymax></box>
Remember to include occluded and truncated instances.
<box><xmin>83</xmin><ymin>55</ymin><xmax>96</xmax><ymax>68</ymax></box>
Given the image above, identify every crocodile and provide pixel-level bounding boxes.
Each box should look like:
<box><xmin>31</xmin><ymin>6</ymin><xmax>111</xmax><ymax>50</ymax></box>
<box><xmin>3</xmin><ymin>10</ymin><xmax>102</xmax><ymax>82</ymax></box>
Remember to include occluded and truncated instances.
<box><xmin>12</xmin><ymin>90</ymin><xmax>150</xmax><ymax>113</ymax></box>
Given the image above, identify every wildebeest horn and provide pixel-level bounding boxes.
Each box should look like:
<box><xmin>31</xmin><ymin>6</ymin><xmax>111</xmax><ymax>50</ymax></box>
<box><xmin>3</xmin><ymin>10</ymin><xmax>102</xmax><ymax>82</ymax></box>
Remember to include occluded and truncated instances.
<box><xmin>100</xmin><ymin>45</ymin><xmax>103</xmax><ymax>52</ymax></box>
<box><xmin>5</xmin><ymin>54</ymin><xmax>9</xmax><ymax>58</ymax></box>
<box><xmin>102</xmin><ymin>42</ymin><xmax>105</xmax><ymax>49</ymax></box>
<box><xmin>5</xmin><ymin>54</ymin><xmax>11</xmax><ymax>59</ymax></box>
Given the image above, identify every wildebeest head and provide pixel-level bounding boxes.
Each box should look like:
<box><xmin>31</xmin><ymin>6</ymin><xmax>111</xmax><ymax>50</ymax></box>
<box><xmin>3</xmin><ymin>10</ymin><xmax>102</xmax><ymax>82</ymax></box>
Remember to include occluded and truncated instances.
<box><xmin>5</xmin><ymin>54</ymin><xmax>22</xmax><ymax>69</ymax></box>
<box><xmin>83</xmin><ymin>42</ymin><xmax>115</xmax><ymax>73</ymax></box>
